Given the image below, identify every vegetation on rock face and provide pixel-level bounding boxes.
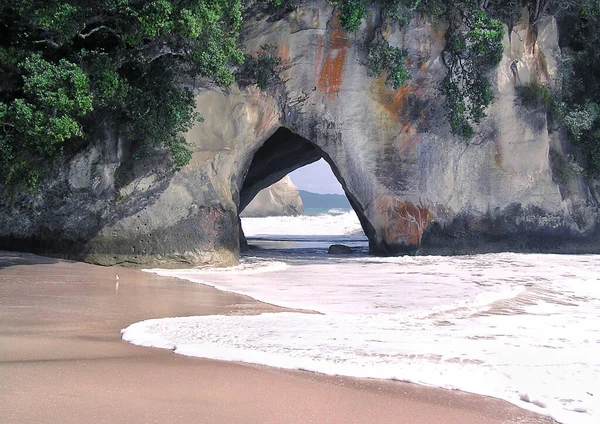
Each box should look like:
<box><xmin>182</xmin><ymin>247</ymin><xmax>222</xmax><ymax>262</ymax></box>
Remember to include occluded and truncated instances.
<box><xmin>517</xmin><ymin>81</ymin><xmax>551</xmax><ymax>109</ymax></box>
<box><xmin>553</xmin><ymin>0</ymin><xmax>600</xmax><ymax>176</ymax></box>
<box><xmin>441</xmin><ymin>2</ymin><xmax>504</xmax><ymax>139</ymax></box>
<box><xmin>237</xmin><ymin>44</ymin><xmax>283</xmax><ymax>89</ymax></box>
<box><xmin>366</xmin><ymin>40</ymin><xmax>410</xmax><ymax>90</ymax></box>
<box><xmin>0</xmin><ymin>0</ymin><xmax>245</xmax><ymax>188</ymax></box>
<box><xmin>550</xmin><ymin>148</ymin><xmax>584</xmax><ymax>185</ymax></box>
<box><xmin>2</xmin><ymin>0</ymin><xmax>600</xmax><ymax>189</ymax></box>
<box><xmin>338</xmin><ymin>0</ymin><xmax>504</xmax><ymax>139</ymax></box>
<box><xmin>336</xmin><ymin>0</ymin><xmax>600</xmax><ymax>176</ymax></box>
<box><xmin>337</xmin><ymin>0</ymin><xmax>367</xmax><ymax>32</ymax></box>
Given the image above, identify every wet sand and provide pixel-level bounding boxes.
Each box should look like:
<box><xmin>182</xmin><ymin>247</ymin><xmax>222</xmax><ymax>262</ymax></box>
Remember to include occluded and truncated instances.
<box><xmin>0</xmin><ymin>251</ymin><xmax>555</xmax><ymax>423</ymax></box>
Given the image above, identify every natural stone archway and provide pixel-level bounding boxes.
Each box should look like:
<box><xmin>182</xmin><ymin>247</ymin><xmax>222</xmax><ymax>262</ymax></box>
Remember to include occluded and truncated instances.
<box><xmin>236</xmin><ymin>127</ymin><xmax>379</xmax><ymax>253</ymax></box>
<box><xmin>1</xmin><ymin>1</ymin><xmax>599</xmax><ymax>265</ymax></box>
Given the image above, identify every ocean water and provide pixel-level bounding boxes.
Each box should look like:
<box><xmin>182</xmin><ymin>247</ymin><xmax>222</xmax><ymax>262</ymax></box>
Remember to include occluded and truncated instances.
<box><xmin>122</xmin><ymin>211</ymin><xmax>600</xmax><ymax>424</ymax></box>
<box><xmin>303</xmin><ymin>207</ymin><xmax>351</xmax><ymax>216</ymax></box>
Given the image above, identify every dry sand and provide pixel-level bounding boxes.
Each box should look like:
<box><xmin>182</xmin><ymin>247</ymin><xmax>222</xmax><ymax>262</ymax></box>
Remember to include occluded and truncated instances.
<box><xmin>0</xmin><ymin>251</ymin><xmax>555</xmax><ymax>423</ymax></box>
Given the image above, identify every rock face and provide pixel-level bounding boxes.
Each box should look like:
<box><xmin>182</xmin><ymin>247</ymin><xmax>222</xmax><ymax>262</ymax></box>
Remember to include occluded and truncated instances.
<box><xmin>1</xmin><ymin>1</ymin><xmax>599</xmax><ymax>265</ymax></box>
<box><xmin>241</xmin><ymin>176</ymin><xmax>303</xmax><ymax>217</ymax></box>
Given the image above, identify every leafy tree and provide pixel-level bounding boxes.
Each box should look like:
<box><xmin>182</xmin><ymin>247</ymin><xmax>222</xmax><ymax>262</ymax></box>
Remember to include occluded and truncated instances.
<box><xmin>0</xmin><ymin>0</ymin><xmax>245</xmax><ymax>188</ymax></box>
<box><xmin>550</xmin><ymin>148</ymin><xmax>584</xmax><ymax>185</ymax></box>
<box><xmin>551</xmin><ymin>1</ymin><xmax>600</xmax><ymax>175</ymax></box>
<box><xmin>381</xmin><ymin>0</ymin><xmax>446</xmax><ymax>26</ymax></box>
<box><xmin>480</xmin><ymin>0</ymin><xmax>524</xmax><ymax>33</ymax></box>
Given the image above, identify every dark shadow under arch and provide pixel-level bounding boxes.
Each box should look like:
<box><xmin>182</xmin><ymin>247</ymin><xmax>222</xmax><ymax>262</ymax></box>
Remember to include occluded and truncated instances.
<box><xmin>239</xmin><ymin>127</ymin><xmax>320</xmax><ymax>211</ymax></box>
<box><xmin>238</xmin><ymin>127</ymin><xmax>381</xmax><ymax>254</ymax></box>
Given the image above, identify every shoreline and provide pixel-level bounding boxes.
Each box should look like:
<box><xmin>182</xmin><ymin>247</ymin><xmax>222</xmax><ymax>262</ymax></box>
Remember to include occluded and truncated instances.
<box><xmin>1</xmin><ymin>251</ymin><xmax>556</xmax><ymax>423</ymax></box>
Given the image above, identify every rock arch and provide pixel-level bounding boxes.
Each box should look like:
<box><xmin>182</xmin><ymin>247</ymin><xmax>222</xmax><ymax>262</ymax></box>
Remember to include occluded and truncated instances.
<box><xmin>238</xmin><ymin>127</ymin><xmax>320</xmax><ymax>212</ymax></box>
<box><xmin>236</xmin><ymin>127</ymin><xmax>380</xmax><ymax>252</ymax></box>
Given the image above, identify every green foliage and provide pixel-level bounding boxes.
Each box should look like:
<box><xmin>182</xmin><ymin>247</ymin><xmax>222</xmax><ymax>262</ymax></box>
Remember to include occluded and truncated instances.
<box><xmin>0</xmin><ymin>54</ymin><xmax>94</xmax><ymax>189</ymax></box>
<box><xmin>337</xmin><ymin>0</ymin><xmax>367</xmax><ymax>32</ymax></box>
<box><xmin>552</xmin><ymin>0</ymin><xmax>600</xmax><ymax>175</ymax></box>
<box><xmin>0</xmin><ymin>0</ymin><xmax>244</xmax><ymax>189</ymax></box>
<box><xmin>238</xmin><ymin>45</ymin><xmax>283</xmax><ymax>90</ymax></box>
<box><xmin>550</xmin><ymin>148</ymin><xmax>584</xmax><ymax>185</ymax></box>
<box><xmin>381</xmin><ymin>0</ymin><xmax>446</xmax><ymax>26</ymax></box>
<box><xmin>482</xmin><ymin>0</ymin><xmax>525</xmax><ymax>30</ymax></box>
<box><xmin>366</xmin><ymin>41</ymin><xmax>411</xmax><ymax>89</ymax></box>
<box><xmin>31</xmin><ymin>1</ymin><xmax>83</xmax><ymax>42</ymax></box>
<box><xmin>441</xmin><ymin>2</ymin><xmax>504</xmax><ymax>138</ymax></box>
<box><xmin>119</xmin><ymin>61</ymin><xmax>202</xmax><ymax>170</ymax></box>
<box><xmin>517</xmin><ymin>81</ymin><xmax>551</xmax><ymax>109</ymax></box>
<box><xmin>85</xmin><ymin>52</ymin><xmax>129</xmax><ymax>108</ymax></box>
<box><xmin>413</xmin><ymin>0</ymin><xmax>447</xmax><ymax>15</ymax></box>
<box><xmin>561</xmin><ymin>102</ymin><xmax>600</xmax><ymax>143</ymax></box>
<box><xmin>259</xmin><ymin>0</ymin><xmax>299</xmax><ymax>15</ymax></box>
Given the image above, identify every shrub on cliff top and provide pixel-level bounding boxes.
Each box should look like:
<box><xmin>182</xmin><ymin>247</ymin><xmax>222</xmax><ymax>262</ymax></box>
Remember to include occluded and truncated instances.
<box><xmin>336</xmin><ymin>0</ymin><xmax>367</xmax><ymax>32</ymax></box>
<box><xmin>553</xmin><ymin>0</ymin><xmax>600</xmax><ymax>175</ymax></box>
<box><xmin>334</xmin><ymin>0</ymin><xmax>504</xmax><ymax>139</ymax></box>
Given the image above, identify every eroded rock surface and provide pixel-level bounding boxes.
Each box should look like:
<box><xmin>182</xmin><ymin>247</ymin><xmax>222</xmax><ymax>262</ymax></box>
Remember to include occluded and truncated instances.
<box><xmin>1</xmin><ymin>1</ymin><xmax>598</xmax><ymax>265</ymax></box>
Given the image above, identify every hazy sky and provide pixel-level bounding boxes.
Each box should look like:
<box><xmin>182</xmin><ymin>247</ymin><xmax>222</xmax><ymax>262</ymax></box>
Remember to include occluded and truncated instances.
<box><xmin>288</xmin><ymin>158</ymin><xmax>344</xmax><ymax>194</ymax></box>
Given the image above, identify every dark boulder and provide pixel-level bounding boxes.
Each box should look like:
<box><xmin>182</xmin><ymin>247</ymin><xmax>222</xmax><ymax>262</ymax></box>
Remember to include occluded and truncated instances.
<box><xmin>328</xmin><ymin>244</ymin><xmax>353</xmax><ymax>254</ymax></box>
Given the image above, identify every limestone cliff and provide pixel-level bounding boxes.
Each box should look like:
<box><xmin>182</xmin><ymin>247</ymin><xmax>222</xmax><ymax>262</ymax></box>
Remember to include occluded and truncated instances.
<box><xmin>241</xmin><ymin>176</ymin><xmax>303</xmax><ymax>217</ymax></box>
<box><xmin>1</xmin><ymin>1</ymin><xmax>598</xmax><ymax>265</ymax></box>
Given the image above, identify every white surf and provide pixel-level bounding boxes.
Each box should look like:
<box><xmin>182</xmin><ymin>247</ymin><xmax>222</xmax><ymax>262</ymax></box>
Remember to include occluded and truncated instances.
<box><xmin>123</xmin><ymin>212</ymin><xmax>600</xmax><ymax>424</ymax></box>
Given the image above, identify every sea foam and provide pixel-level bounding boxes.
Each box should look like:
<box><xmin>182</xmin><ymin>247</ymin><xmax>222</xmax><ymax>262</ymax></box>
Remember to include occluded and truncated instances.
<box><xmin>124</xmin><ymin>213</ymin><xmax>600</xmax><ymax>424</ymax></box>
<box><xmin>241</xmin><ymin>210</ymin><xmax>364</xmax><ymax>237</ymax></box>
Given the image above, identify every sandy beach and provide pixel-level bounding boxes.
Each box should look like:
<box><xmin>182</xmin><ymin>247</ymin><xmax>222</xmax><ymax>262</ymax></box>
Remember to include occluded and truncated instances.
<box><xmin>0</xmin><ymin>251</ymin><xmax>555</xmax><ymax>423</ymax></box>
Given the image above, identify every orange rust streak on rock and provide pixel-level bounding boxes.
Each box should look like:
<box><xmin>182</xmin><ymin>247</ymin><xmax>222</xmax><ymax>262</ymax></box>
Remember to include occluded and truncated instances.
<box><xmin>391</xmin><ymin>201</ymin><xmax>434</xmax><ymax>246</ymax></box>
<box><xmin>376</xmin><ymin>197</ymin><xmax>434</xmax><ymax>246</ymax></box>
<box><xmin>318</xmin><ymin>50</ymin><xmax>347</xmax><ymax>97</ymax></box>
<box><xmin>371</xmin><ymin>73</ymin><xmax>411</xmax><ymax>120</ymax></box>
<box><xmin>385</xmin><ymin>84</ymin><xmax>411</xmax><ymax>117</ymax></box>
<box><xmin>317</xmin><ymin>12</ymin><xmax>350</xmax><ymax>98</ymax></box>
<box><xmin>372</xmin><ymin>76</ymin><xmax>420</xmax><ymax>154</ymax></box>
<box><xmin>327</xmin><ymin>12</ymin><xmax>351</xmax><ymax>50</ymax></box>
